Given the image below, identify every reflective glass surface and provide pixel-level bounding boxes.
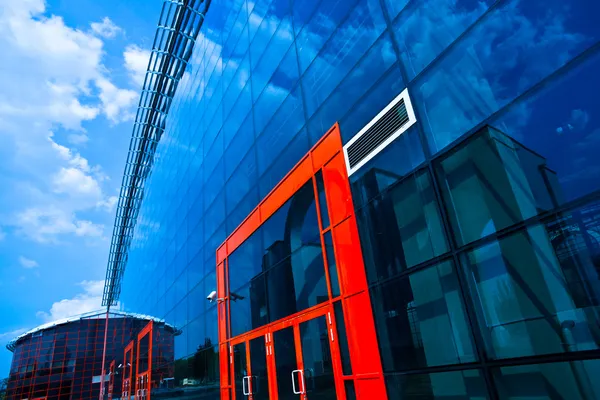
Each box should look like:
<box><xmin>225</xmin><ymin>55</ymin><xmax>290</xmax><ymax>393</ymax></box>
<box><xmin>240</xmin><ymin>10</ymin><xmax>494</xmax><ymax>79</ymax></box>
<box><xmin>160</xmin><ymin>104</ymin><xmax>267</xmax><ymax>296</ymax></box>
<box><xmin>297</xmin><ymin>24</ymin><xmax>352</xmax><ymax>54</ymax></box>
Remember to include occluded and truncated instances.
<box><xmin>115</xmin><ymin>0</ymin><xmax>600</xmax><ymax>398</ymax></box>
<box><xmin>371</xmin><ymin>261</ymin><xmax>476</xmax><ymax>372</ymax></box>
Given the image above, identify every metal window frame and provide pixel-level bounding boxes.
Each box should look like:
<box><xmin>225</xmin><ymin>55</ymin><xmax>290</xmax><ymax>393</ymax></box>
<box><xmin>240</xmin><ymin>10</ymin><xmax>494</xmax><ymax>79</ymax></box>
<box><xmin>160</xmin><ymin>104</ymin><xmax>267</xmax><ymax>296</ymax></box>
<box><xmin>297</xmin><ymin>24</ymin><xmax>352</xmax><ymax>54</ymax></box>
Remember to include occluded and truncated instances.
<box><xmin>102</xmin><ymin>0</ymin><xmax>212</xmax><ymax>307</ymax></box>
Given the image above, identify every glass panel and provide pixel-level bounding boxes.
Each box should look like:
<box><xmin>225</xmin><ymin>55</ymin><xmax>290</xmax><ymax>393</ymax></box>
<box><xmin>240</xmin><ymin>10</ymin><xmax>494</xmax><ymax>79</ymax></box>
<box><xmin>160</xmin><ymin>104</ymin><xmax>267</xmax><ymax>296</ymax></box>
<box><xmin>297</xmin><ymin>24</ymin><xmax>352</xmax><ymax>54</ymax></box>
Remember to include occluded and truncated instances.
<box><xmin>299</xmin><ymin>315</ymin><xmax>337</xmax><ymax>399</ymax></box>
<box><xmin>315</xmin><ymin>171</ymin><xmax>330</xmax><ymax>229</ymax></box>
<box><xmin>357</xmin><ymin>169</ymin><xmax>448</xmax><ymax>284</ymax></box>
<box><xmin>230</xmin><ymin>278</ymin><xmax>268</xmax><ymax>338</ymax></box>
<box><xmin>462</xmin><ymin>205</ymin><xmax>600</xmax><ymax>359</ymax></box>
<box><xmin>249</xmin><ymin>336</ymin><xmax>268</xmax><ymax>400</ymax></box>
<box><xmin>385</xmin><ymin>369</ymin><xmax>488</xmax><ymax>399</ymax></box>
<box><xmin>229</xmin><ymin>227</ymin><xmax>264</xmax><ymax>292</ymax></box>
<box><xmin>233</xmin><ymin>342</ymin><xmax>248</xmax><ymax>400</ymax></box>
<box><xmin>138</xmin><ymin>333</ymin><xmax>150</xmax><ymax>373</ymax></box>
<box><xmin>267</xmin><ymin>245</ymin><xmax>328</xmax><ymax>322</ymax></box>
<box><xmin>324</xmin><ymin>231</ymin><xmax>340</xmax><ymax>297</ymax></box>
<box><xmin>273</xmin><ymin>327</ymin><xmax>297</xmax><ymax>400</ymax></box>
<box><xmin>333</xmin><ymin>301</ymin><xmax>351</xmax><ymax>376</ymax></box>
<box><xmin>414</xmin><ymin>0</ymin><xmax>600</xmax><ymax>155</ymax></box>
<box><xmin>494</xmin><ymin>360</ymin><xmax>600</xmax><ymax>400</ymax></box>
<box><xmin>344</xmin><ymin>380</ymin><xmax>357</xmax><ymax>400</ymax></box>
<box><xmin>437</xmin><ymin>126</ymin><xmax>554</xmax><ymax>246</ymax></box>
<box><xmin>488</xmin><ymin>50</ymin><xmax>600</xmax><ymax>206</ymax></box>
<box><xmin>262</xmin><ymin>179</ymin><xmax>320</xmax><ymax>269</ymax></box>
<box><xmin>394</xmin><ymin>0</ymin><xmax>495</xmax><ymax>80</ymax></box>
<box><xmin>371</xmin><ymin>260</ymin><xmax>476</xmax><ymax>372</ymax></box>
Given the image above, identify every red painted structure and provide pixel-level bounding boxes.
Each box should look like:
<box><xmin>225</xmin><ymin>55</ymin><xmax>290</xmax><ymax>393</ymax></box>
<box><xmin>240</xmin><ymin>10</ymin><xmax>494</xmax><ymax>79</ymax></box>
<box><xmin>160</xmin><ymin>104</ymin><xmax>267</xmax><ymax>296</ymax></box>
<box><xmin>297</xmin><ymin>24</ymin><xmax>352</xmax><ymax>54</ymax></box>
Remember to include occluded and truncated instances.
<box><xmin>216</xmin><ymin>125</ymin><xmax>387</xmax><ymax>399</ymax></box>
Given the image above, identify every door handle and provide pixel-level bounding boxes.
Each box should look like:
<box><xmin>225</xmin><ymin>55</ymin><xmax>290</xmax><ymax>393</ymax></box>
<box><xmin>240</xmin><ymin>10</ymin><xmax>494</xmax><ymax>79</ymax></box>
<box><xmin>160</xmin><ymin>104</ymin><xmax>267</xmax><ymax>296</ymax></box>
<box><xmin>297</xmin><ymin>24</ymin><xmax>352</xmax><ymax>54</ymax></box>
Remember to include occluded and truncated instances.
<box><xmin>291</xmin><ymin>369</ymin><xmax>305</xmax><ymax>394</ymax></box>
<box><xmin>242</xmin><ymin>375</ymin><xmax>250</xmax><ymax>396</ymax></box>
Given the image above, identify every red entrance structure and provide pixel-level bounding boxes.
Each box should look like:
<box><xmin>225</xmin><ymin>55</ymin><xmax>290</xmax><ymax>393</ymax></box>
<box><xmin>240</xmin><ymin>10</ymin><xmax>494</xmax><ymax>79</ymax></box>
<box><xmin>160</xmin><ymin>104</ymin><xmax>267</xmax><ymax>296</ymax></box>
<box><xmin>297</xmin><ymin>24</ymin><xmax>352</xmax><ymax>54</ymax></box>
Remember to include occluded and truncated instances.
<box><xmin>216</xmin><ymin>125</ymin><xmax>387</xmax><ymax>399</ymax></box>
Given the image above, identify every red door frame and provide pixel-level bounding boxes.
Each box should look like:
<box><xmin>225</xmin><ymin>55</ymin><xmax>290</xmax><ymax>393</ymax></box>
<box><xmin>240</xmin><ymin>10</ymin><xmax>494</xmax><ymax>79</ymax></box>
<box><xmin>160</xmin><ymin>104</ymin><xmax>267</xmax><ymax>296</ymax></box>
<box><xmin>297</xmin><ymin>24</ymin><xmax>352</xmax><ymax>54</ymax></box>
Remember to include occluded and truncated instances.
<box><xmin>108</xmin><ymin>360</ymin><xmax>115</xmax><ymax>400</ymax></box>
<box><xmin>217</xmin><ymin>124</ymin><xmax>387</xmax><ymax>399</ymax></box>
<box><xmin>135</xmin><ymin>321</ymin><xmax>153</xmax><ymax>400</ymax></box>
<box><xmin>122</xmin><ymin>340</ymin><xmax>135</xmax><ymax>399</ymax></box>
<box><xmin>229</xmin><ymin>325</ymin><xmax>270</xmax><ymax>400</ymax></box>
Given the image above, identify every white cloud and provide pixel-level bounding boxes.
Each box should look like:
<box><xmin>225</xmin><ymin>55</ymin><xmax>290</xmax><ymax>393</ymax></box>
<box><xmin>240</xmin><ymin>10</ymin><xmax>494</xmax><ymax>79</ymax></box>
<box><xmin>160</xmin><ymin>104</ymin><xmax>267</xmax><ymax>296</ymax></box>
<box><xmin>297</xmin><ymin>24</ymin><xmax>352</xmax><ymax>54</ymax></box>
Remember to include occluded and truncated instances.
<box><xmin>19</xmin><ymin>256</ymin><xmax>39</xmax><ymax>269</ymax></box>
<box><xmin>0</xmin><ymin>328</ymin><xmax>28</xmax><ymax>344</ymax></box>
<box><xmin>90</xmin><ymin>17</ymin><xmax>121</xmax><ymax>39</ymax></box>
<box><xmin>123</xmin><ymin>45</ymin><xmax>150</xmax><ymax>87</ymax></box>
<box><xmin>36</xmin><ymin>280</ymin><xmax>109</xmax><ymax>322</ymax></box>
<box><xmin>0</xmin><ymin>1</ymin><xmax>139</xmax><ymax>244</ymax></box>
<box><xmin>95</xmin><ymin>77</ymin><xmax>138</xmax><ymax>123</ymax></box>
<box><xmin>97</xmin><ymin>195</ymin><xmax>118</xmax><ymax>213</ymax></box>
<box><xmin>53</xmin><ymin>167</ymin><xmax>103</xmax><ymax>198</ymax></box>
<box><xmin>16</xmin><ymin>206</ymin><xmax>104</xmax><ymax>243</ymax></box>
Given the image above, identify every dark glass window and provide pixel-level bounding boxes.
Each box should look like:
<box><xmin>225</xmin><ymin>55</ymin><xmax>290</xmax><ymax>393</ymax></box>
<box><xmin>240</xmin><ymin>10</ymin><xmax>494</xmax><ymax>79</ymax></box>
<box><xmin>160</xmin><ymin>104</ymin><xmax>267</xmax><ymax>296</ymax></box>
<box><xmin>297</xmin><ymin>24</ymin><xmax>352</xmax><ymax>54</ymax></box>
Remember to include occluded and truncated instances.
<box><xmin>462</xmin><ymin>205</ymin><xmax>600</xmax><ymax>359</ymax></box>
<box><xmin>357</xmin><ymin>169</ymin><xmax>448</xmax><ymax>284</ymax></box>
<box><xmin>315</xmin><ymin>171</ymin><xmax>330</xmax><ymax>229</ymax></box>
<box><xmin>385</xmin><ymin>369</ymin><xmax>488</xmax><ymax>399</ymax></box>
<box><xmin>334</xmin><ymin>301</ymin><xmax>352</xmax><ymax>376</ymax></box>
<box><xmin>371</xmin><ymin>260</ymin><xmax>476</xmax><ymax>372</ymax></box>
<box><xmin>344</xmin><ymin>380</ymin><xmax>357</xmax><ymax>400</ymax></box>
<box><xmin>436</xmin><ymin>126</ymin><xmax>557</xmax><ymax>246</ymax></box>
<box><xmin>324</xmin><ymin>231</ymin><xmax>340</xmax><ymax>297</ymax></box>
<box><xmin>230</xmin><ymin>275</ymin><xmax>268</xmax><ymax>343</ymax></box>
<box><xmin>266</xmin><ymin>245</ymin><xmax>328</xmax><ymax>322</ymax></box>
<box><xmin>228</xmin><ymin>227</ymin><xmax>264</xmax><ymax>291</ymax></box>
<box><xmin>493</xmin><ymin>361</ymin><xmax>600</xmax><ymax>400</ymax></box>
<box><xmin>262</xmin><ymin>179</ymin><xmax>320</xmax><ymax>269</ymax></box>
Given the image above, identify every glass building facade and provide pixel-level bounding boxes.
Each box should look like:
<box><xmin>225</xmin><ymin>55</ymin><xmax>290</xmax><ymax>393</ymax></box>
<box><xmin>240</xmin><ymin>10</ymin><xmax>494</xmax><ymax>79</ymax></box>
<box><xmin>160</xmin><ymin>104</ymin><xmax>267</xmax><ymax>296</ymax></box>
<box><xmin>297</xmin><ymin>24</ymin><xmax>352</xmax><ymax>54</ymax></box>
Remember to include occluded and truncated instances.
<box><xmin>4</xmin><ymin>311</ymin><xmax>177</xmax><ymax>400</ymax></box>
<box><xmin>111</xmin><ymin>0</ymin><xmax>600</xmax><ymax>398</ymax></box>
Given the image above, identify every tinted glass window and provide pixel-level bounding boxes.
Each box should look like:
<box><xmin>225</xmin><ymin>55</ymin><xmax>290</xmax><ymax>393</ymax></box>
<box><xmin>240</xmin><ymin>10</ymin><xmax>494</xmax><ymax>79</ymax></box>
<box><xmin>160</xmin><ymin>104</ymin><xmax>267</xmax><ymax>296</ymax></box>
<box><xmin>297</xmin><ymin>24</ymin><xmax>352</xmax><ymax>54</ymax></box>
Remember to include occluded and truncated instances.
<box><xmin>493</xmin><ymin>361</ymin><xmax>600</xmax><ymax>399</ymax></box>
<box><xmin>462</xmin><ymin>204</ymin><xmax>600</xmax><ymax>359</ymax></box>
<box><xmin>436</xmin><ymin>126</ymin><xmax>551</xmax><ymax>245</ymax></box>
<box><xmin>357</xmin><ymin>169</ymin><xmax>448</xmax><ymax>284</ymax></box>
<box><xmin>229</xmin><ymin>228</ymin><xmax>265</xmax><ymax>292</ymax></box>
<box><xmin>386</xmin><ymin>369</ymin><xmax>488</xmax><ymax>399</ymax></box>
<box><xmin>371</xmin><ymin>260</ymin><xmax>476</xmax><ymax>372</ymax></box>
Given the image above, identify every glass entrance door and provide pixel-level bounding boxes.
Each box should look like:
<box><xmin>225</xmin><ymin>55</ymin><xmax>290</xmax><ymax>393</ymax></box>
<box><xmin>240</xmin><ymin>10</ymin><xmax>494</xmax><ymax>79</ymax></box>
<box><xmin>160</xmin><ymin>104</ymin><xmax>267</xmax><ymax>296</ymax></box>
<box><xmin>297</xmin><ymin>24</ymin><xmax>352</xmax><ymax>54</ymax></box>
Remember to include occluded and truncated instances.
<box><xmin>271</xmin><ymin>305</ymin><xmax>339</xmax><ymax>400</ymax></box>
<box><xmin>231</xmin><ymin>329</ymin><xmax>270</xmax><ymax>400</ymax></box>
<box><xmin>108</xmin><ymin>360</ymin><xmax>115</xmax><ymax>400</ymax></box>
<box><xmin>136</xmin><ymin>322</ymin><xmax>153</xmax><ymax>400</ymax></box>
<box><xmin>122</xmin><ymin>341</ymin><xmax>134</xmax><ymax>400</ymax></box>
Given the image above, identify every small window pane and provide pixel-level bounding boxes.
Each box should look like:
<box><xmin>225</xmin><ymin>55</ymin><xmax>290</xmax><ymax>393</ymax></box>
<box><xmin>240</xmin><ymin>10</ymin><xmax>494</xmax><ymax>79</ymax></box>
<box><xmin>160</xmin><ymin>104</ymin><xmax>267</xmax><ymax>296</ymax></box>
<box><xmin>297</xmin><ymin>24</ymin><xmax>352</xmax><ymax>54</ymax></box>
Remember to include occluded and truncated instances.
<box><xmin>315</xmin><ymin>171</ymin><xmax>330</xmax><ymax>229</ymax></box>
<box><xmin>324</xmin><ymin>231</ymin><xmax>340</xmax><ymax>297</ymax></box>
<box><xmin>334</xmin><ymin>301</ymin><xmax>352</xmax><ymax>376</ymax></box>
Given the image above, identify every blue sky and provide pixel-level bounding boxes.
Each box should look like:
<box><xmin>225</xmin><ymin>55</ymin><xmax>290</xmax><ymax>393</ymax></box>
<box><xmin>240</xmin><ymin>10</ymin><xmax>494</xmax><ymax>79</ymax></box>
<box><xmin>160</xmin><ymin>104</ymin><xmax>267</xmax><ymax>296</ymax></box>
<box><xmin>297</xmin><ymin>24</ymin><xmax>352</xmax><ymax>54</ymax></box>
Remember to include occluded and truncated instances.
<box><xmin>0</xmin><ymin>0</ymin><xmax>162</xmax><ymax>376</ymax></box>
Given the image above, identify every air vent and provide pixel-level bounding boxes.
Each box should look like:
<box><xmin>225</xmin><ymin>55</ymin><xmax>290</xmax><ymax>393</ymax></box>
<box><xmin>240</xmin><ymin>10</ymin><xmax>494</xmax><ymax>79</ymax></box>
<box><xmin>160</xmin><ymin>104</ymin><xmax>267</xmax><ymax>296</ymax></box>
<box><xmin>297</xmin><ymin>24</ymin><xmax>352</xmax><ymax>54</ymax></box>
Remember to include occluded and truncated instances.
<box><xmin>343</xmin><ymin>89</ymin><xmax>416</xmax><ymax>176</ymax></box>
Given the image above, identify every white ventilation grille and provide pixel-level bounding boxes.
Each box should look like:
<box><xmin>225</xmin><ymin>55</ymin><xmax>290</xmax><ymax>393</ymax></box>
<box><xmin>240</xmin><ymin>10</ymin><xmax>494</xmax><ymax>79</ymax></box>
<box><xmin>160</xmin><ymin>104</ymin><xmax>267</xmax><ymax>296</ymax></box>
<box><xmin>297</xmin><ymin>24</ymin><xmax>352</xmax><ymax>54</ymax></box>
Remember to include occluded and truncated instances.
<box><xmin>343</xmin><ymin>89</ymin><xmax>417</xmax><ymax>176</ymax></box>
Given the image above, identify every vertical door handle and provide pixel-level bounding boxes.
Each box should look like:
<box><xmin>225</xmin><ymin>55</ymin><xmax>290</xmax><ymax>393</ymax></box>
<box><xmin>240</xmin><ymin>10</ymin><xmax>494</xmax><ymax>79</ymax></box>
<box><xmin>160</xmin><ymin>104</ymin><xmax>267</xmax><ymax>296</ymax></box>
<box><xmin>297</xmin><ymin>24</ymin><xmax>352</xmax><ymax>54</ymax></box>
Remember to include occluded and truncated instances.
<box><xmin>291</xmin><ymin>369</ymin><xmax>305</xmax><ymax>394</ymax></box>
<box><xmin>242</xmin><ymin>375</ymin><xmax>250</xmax><ymax>396</ymax></box>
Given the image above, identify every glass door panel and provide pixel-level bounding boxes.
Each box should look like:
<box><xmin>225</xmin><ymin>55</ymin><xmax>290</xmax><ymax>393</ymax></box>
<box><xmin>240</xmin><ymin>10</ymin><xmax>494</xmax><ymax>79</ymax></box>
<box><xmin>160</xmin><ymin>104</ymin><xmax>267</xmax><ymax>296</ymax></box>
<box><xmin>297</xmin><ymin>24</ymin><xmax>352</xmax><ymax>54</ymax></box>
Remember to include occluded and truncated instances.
<box><xmin>299</xmin><ymin>315</ymin><xmax>336</xmax><ymax>400</ymax></box>
<box><xmin>136</xmin><ymin>373</ymin><xmax>149</xmax><ymax>400</ymax></box>
<box><xmin>249</xmin><ymin>335</ymin><xmax>269</xmax><ymax>400</ymax></box>
<box><xmin>136</xmin><ymin>323</ymin><xmax>152</xmax><ymax>400</ymax></box>
<box><xmin>233</xmin><ymin>342</ymin><xmax>248</xmax><ymax>400</ymax></box>
<box><xmin>123</xmin><ymin>342</ymin><xmax>134</xmax><ymax>400</ymax></box>
<box><xmin>273</xmin><ymin>326</ymin><xmax>299</xmax><ymax>400</ymax></box>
